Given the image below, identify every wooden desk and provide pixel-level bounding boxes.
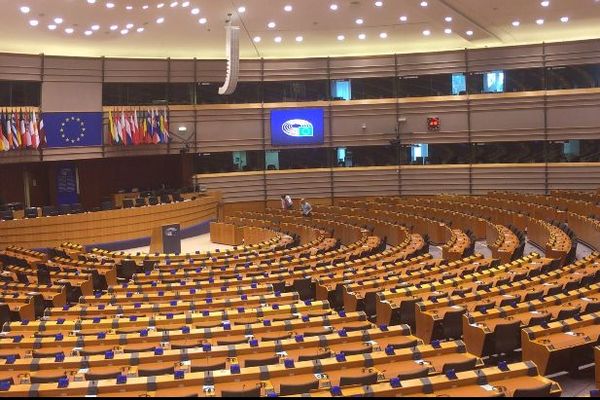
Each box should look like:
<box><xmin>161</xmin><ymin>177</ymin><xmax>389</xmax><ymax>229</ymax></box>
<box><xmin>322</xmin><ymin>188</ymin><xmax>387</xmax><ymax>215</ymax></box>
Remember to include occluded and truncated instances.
<box><xmin>0</xmin><ymin>195</ymin><xmax>220</xmax><ymax>249</ymax></box>
<box><xmin>210</xmin><ymin>222</ymin><xmax>243</xmax><ymax>246</ymax></box>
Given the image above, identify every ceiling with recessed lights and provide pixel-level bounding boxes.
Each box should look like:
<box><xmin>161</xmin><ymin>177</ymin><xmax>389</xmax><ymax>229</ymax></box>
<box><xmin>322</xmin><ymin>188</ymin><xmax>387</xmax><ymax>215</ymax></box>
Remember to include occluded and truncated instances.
<box><xmin>3</xmin><ymin>0</ymin><xmax>600</xmax><ymax>59</ymax></box>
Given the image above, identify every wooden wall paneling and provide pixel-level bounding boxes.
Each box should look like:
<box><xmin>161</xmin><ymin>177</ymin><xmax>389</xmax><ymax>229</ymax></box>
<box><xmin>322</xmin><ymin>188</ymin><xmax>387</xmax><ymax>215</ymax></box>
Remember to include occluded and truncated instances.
<box><xmin>103</xmin><ymin>58</ymin><xmax>169</xmax><ymax>83</ymax></box>
<box><xmin>467</xmin><ymin>44</ymin><xmax>544</xmax><ymax>72</ymax></box>
<box><xmin>546</xmin><ymin>90</ymin><xmax>600</xmax><ymax>141</ymax></box>
<box><xmin>196</xmin><ymin>106</ymin><xmax>264</xmax><ymax>152</ymax></box>
<box><xmin>0</xmin><ymin>53</ymin><xmax>42</xmax><ymax>81</ymax></box>
<box><xmin>396</xmin><ymin>50</ymin><xmax>466</xmax><ymax>76</ymax></box>
<box><xmin>329</xmin><ymin>55</ymin><xmax>396</xmax><ymax>79</ymax></box>
<box><xmin>399</xmin><ymin>96</ymin><xmax>469</xmax><ymax>144</ymax></box>
<box><xmin>330</xmin><ymin>101</ymin><xmax>397</xmax><ymax>147</ymax></box>
<box><xmin>469</xmin><ymin>93</ymin><xmax>546</xmax><ymax>142</ymax></box>
<box><xmin>400</xmin><ymin>165</ymin><xmax>470</xmax><ymax>195</ymax></box>
<box><xmin>471</xmin><ymin>164</ymin><xmax>546</xmax><ymax>194</ymax></box>
<box><xmin>194</xmin><ymin>171</ymin><xmax>265</xmax><ymax>203</ymax></box>
<box><xmin>263</xmin><ymin>58</ymin><xmax>328</xmax><ymax>81</ymax></box>
<box><xmin>547</xmin><ymin>163</ymin><xmax>600</xmax><ymax>191</ymax></box>
<box><xmin>333</xmin><ymin>167</ymin><xmax>399</xmax><ymax>197</ymax></box>
<box><xmin>265</xmin><ymin>168</ymin><xmax>332</xmax><ymax>200</ymax></box>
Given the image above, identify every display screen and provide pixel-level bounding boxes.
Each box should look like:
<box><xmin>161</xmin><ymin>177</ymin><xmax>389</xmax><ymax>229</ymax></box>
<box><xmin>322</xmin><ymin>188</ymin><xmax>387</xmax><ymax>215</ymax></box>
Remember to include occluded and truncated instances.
<box><xmin>452</xmin><ymin>73</ymin><xmax>466</xmax><ymax>95</ymax></box>
<box><xmin>270</xmin><ymin>108</ymin><xmax>325</xmax><ymax>146</ymax></box>
<box><xmin>484</xmin><ymin>71</ymin><xmax>505</xmax><ymax>93</ymax></box>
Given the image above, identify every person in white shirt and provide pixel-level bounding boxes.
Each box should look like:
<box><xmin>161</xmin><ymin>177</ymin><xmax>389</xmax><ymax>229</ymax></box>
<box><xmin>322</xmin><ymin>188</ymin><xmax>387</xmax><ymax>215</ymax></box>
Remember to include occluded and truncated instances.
<box><xmin>300</xmin><ymin>198</ymin><xmax>312</xmax><ymax>217</ymax></box>
<box><xmin>281</xmin><ymin>194</ymin><xmax>293</xmax><ymax>210</ymax></box>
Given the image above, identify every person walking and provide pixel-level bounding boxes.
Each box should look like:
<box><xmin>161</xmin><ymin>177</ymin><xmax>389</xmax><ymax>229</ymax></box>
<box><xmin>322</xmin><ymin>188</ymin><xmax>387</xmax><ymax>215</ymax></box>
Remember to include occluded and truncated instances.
<box><xmin>281</xmin><ymin>194</ymin><xmax>293</xmax><ymax>210</ymax></box>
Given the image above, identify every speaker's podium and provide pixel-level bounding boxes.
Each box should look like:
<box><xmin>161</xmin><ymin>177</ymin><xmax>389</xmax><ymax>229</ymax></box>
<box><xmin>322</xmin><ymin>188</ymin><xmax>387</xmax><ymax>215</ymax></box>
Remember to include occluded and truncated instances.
<box><xmin>210</xmin><ymin>222</ymin><xmax>243</xmax><ymax>246</ymax></box>
<box><xmin>150</xmin><ymin>224</ymin><xmax>182</xmax><ymax>254</ymax></box>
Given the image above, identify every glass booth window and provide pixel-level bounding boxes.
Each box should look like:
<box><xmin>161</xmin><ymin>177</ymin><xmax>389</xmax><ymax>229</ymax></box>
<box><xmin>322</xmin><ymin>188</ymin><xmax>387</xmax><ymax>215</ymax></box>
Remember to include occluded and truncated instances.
<box><xmin>263</xmin><ymin>80</ymin><xmax>329</xmax><ymax>103</ymax></box>
<box><xmin>472</xmin><ymin>141</ymin><xmax>545</xmax><ymax>164</ymax></box>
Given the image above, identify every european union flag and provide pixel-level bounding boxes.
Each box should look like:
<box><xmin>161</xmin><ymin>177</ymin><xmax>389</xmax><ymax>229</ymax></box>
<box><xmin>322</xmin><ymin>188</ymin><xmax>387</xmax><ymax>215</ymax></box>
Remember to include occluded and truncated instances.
<box><xmin>42</xmin><ymin>112</ymin><xmax>103</xmax><ymax>148</ymax></box>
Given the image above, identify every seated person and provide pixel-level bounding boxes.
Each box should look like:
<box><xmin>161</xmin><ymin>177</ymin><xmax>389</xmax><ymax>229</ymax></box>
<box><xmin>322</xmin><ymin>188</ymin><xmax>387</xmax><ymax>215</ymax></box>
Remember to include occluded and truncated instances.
<box><xmin>300</xmin><ymin>198</ymin><xmax>313</xmax><ymax>217</ymax></box>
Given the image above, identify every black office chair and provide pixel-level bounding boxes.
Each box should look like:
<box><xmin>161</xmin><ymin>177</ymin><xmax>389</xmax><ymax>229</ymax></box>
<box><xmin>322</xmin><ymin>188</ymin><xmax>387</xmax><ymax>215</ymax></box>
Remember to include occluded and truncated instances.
<box><xmin>42</xmin><ymin>206</ymin><xmax>58</xmax><ymax>217</ymax></box>
<box><xmin>172</xmin><ymin>192</ymin><xmax>184</xmax><ymax>202</ymax></box>
<box><xmin>24</xmin><ymin>207</ymin><xmax>38</xmax><ymax>218</ymax></box>
<box><xmin>147</xmin><ymin>197</ymin><xmax>159</xmax><ymax>206</ymax></box>
<box><xmin>58</xmin><ymin>204</ymin><xmax>71</xmax><ymax>215</ymax></box>
<box><xmin>243</xmin><ymin>355</ymin><xmax>280</xmax><ymax>368</ymax></box>
<box><xmin>0</xmin><ymin>210</ymin><xmax>13</xmax><ymax>221</ymax></box>
<box><xmin>339</xmin><ymin>372</ymin><xmax>379</xmax><ymax>387</ymax></box>
<box><xmin>441</xmin><ymin>357</ymin><xmax>478</xmax><ymax>374</ymax></box>
<box><xmin>122</xmin><ymin>199</ymin><xmax>134</xmax><ymax>209</ymax></box>
<box><xmin>100</xmin><ymin>200</ymin><xmax>114</xmax><ymax>211</ymax></box>
<box><xmin>160</xmin><ymin>194</ymin><xmax>172</xmax><ymax>204</ymax></box>
<box><xmin>134</xmin><ymin>198</ymin><xmax>146</xmax><ymax>207</ymax></box>
<box><xmin>278</xmin><ymin>379</ymin><xmax>320</xmax><ymax>396</ymax></box>
<box><xmin>222</xmin><ymin>388</ymin><xmax>261</xmax><ymax>397</ymax></box>
<box><xmin>512</xmin><ymin>383</ymin><xmax>552</xmax><ymax>397</ymax></box>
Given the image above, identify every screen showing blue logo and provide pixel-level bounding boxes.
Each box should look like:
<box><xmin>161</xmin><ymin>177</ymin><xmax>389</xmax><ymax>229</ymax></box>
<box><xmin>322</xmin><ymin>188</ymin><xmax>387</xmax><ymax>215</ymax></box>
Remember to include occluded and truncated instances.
<box><xmin>270</xmin><ymin>108</ymin><xmax>324</xmax><ymax>146</ymax></box>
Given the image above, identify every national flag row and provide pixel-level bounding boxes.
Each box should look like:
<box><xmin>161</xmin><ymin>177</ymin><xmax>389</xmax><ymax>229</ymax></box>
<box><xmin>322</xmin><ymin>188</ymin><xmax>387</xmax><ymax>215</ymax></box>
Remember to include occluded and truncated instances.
<box><xmin>107</xmin><ymin>108</ymin><xmax>170</xmax><ymax>146</ymax></box>
<box><xmin>0</xmin><ymin>111</ymin><xmax>44</xmax><ymax>152</ymax></box>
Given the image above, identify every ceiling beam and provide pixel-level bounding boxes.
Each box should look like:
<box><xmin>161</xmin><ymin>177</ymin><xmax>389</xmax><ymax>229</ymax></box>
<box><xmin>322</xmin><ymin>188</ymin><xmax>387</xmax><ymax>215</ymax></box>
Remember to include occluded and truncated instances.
<box><xmin>436</xmin><ymin>0</ymin><xmax>504</xmax><ymax>43</ymax></box>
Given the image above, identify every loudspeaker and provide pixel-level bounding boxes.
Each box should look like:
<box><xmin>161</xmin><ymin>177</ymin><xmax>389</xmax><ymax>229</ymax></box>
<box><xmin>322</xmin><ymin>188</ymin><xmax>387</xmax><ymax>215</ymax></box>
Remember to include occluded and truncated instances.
<box><xmin>218</xmin><ymin>23</ymin><xmax>240</xmax><ymax>95</ymax></box>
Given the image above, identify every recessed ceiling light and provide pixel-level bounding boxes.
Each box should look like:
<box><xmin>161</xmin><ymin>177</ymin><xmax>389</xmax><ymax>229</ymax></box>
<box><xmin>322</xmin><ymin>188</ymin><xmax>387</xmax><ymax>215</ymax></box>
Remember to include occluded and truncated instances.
<box><xmin>20</xmin><ymin>6</ymin><xmax>30</xmax><ymax>14</ymax></box>
<box><xmin>444</xmin><ymin>28</ymin><xmax>452</xmax><ymax>34</ymax></box>
<box><xmin>191</xmin><ymin>8</ymin><xmax>199</xmax><ymax>15</ymax></box>
<box><xmin>120</xmin><ymin>29</ymin><xmax>129</xmax><ymax>34</ymax></box>
<box><xmin>110</xmin><ymin>25</ymin><xmax>118</xmax><ymax>30</ymax></box>
<box><xmin>91</xmin><ymin>24</ymin><xmax>100</xmax><ymax>30</ymax></box>
<box><xmin>170</xmin><ymin>1</ymin><xmax>178</xmax><ymax>7</ymax></box>
<box><xmin>106</xmin><ymin>2</ymin><xmax>115</xmax><ymax>8</ymax></box>
<box><xmin>142</xmin><ymin>5</ymin><xmax>149</xmax><ymax>9</ymax></box>
<box><xmin>65</xmin><ymin>27</ymin><xmax>74</xmax><ymax>34</ymax></box>
<box><xmin>445</xmin><ymin>16</ymin><xmax>453</xmax><ymax>22</ymax></box>
<box><xmin>284</xmin><ymin>5</ymin><xmax>293</xmax><ymax>11</ymax></box>
<box><xmin>375</xmin><ymin>1</ymin><xmax>383</xmax><ymax>6</ymax></box>
<box><xmin>126</xmin><ymin>23</ymin><xmax>134</xmax><ymax>29</ymax></box>
<box><xmin>355</xmin><ymin>18</ymin><xmax>364</xmax><ymax>24</ymax></box>
<box><xmin>237</xmin><ymin>6</ymin><xmax>246</xmax><ymax>13</ymax></box>
<box><xmin>358</xmin><ymin>33</ymin><xmax>366</xmax><ymax>40</ymax></box>
<box><xmin>156</xmin><ymin>17</ymin><xmax>165</xmax><ymax>24</ymax></box>
<box><xmin>181</xmin><ymin>1</ymin><xmax>190</xmax><ymax>7</ymax></box>
<box><xmin>87</xmin><ymin>0</ymin><xmax>96</xmax><ymax>3</ymax></box>
<box><xmin>295</xmin><ymin>36</ymin><xmax>303</xmax><ymax>42</ymax></box>
<box><xmin>157</xmin><ymin>3</ymin><xmax>164</xmax><ymax>8</ymax></box>
<box><xmin>48</xmin><ymin>24</ymin><xmax>57</xmax><ymax>30</ymax></box>
<box><xmin>422</xmin><ymin>29</ymin><xmax>431</xmax><ymax>36</ymax></box>
<box><xmin>330</xmin><ymin>4</ymin><xmax>338</xmax><ymax>10</ymax></box>
<box><xmin>28</xmin><ymin>19</ymin><xmax>38</xmax><ymax>27</ymax></box>
<box><xmin>337</xmin><ymin>34</ymin><xmax>345</xmax><ymax>41</ymax></box>
<box><xmin>137</xmin><ymin>27</ymin><xmax>144</xmax><ymax>32</ymax></box>
<box><xmin>466</xmin><ymin>30</ymin><xmax>474</xmax><ymax>36</ymax></box>
<box><xmin>84</xmin><ymin>30</ymin><xmax>93</xmax><ymax>36</ymax></box>
<box><xmin>126</xmin><ymin>5</ymin><xmax>133</xmax><ymax>10</ymax></box>
<box><xmin>379</xmin><ymin>32</ymin><xmax>388</xmax><ymax>39</ymax></box>
<box><xmin>541</xmin><ymin>1</ymin><xmax>550</xmax><ymax>6</ymax></box>
<box><xmin>274</xmin><ymin>36</ymin><xmax>282</xmax><ymax>43</ymax></box>
<box><xmin>560</xmin><ymin>16</ymin><xmax>569</xmax><ymax>22</ymax></box>
<box><xmin>253</xmin><ymin>36</ymin><xmax>261</xmax><ymax>42</ymax></box>
<box><xmin>420</xmin><ymin>1</ymin><xmax>428</xmax><ymax>7</ymax></box>
<box><xmin>54</xmin><ymin>17</ymin><xmax>63</xmax><ymax>24</ymax></box>
<box><xmin>399</xmin><ymin>15</ymin><xmax>408</xmax><ymax>22</ymax></box>
<box><xmin>512</xmin><ymin>20</ymin><xmax>520</xmax><ymax>27</ymax></box>
<box><xmin>536</xmin><ymin>18</ymin><xmax>544</xmax><ymax>25</ymax></box>
<box><xmin>267</xmin><ymin>21</ymin><xmax>276</xmax><ymax>28</ymax></box>
<box><xmin>198</xmin><ymin>17</ymin><xmax>207</xmax><ymax>24</ymax></box>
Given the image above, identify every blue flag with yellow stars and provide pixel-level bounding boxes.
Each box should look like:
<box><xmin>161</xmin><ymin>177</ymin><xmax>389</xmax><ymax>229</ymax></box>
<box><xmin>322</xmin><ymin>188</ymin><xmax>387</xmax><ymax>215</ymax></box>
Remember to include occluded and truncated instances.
<box><xmin>42</xmin><ymin>112</ymin><xmax>103</xmax><ymax>148</ymax></box>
